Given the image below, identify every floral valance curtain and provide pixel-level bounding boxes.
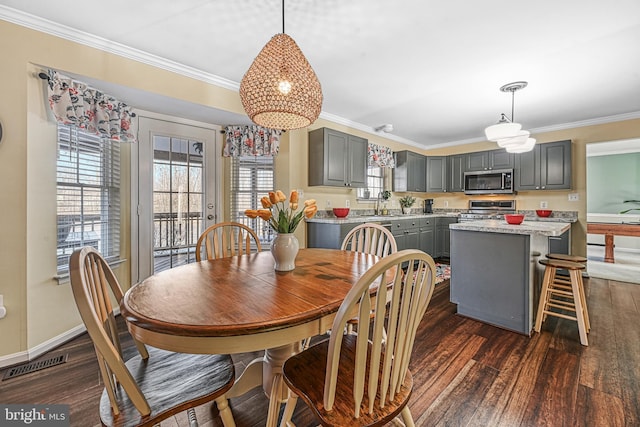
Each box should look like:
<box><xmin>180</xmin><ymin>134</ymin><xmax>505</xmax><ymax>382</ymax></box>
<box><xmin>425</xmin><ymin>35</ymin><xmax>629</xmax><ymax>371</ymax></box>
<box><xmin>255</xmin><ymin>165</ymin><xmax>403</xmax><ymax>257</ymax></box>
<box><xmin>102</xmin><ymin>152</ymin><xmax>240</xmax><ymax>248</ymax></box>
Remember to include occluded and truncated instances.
<box><xmin>45</xmin><ymin>69</ymin><xmax>136</xmax><ymax>143</ymax></box>
<box><xmin>368</xmin><ymin>142</ymin><xmax>395</xmax><ymax>168</ymax></box>
<box><xmin>223</xmin><ymin>125</ymin><xmax>281</xmax><ymax>157</ymax></box>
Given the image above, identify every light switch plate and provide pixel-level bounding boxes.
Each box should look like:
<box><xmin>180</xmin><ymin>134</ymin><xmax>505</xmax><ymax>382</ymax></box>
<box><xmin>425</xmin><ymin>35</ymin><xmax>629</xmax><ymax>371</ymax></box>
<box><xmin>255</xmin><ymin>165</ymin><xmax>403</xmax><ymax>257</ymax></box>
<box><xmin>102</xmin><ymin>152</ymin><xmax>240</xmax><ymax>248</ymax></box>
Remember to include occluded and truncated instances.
<box><xmin>326</xmin><ymin>199</ymin><xmax>331</xmax><ymax>208</ymax></box>
<box><xmin>540</xmin><ymin>201</ymin><xmax>548</xmax><ymax>208</ymax></box>
<box><xmin>345</xmin><ymin>200</ymin><xmax>350</xmax><ymax>208</ymax></box>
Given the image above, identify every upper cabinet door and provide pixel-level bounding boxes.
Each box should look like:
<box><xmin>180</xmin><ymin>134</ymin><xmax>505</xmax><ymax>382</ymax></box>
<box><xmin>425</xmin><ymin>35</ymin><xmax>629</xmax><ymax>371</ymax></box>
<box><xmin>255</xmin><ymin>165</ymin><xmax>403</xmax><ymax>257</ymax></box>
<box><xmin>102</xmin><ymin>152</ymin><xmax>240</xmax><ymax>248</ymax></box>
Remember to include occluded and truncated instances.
<box><xmin>489</xmin><ymin>149</ymin><xmax>514</xmax><ymax>169</ymax></box>
<box><xmin>426</xmin><ymin>156</ymin><xmax>447</xmax><ymax>192</ymax></box>
<box><xmin>393</xmin><ymin>151</ymin><xmax>426</xmax><ymax>192</ymax></box>
<box><xmin>447</xmin><ymin>154</ymin><xmax>465</xmax><ymax>192</ymax></box>
<box><xmin>466</xmin><ymin>151</ymin><xmax>489</xmax><ymax>171</ymax></box>
<box><xmin>325</xmin><ymin>129</ymin><xmax>349</xmax><ymax>186</ymax></box>
<box><xmin>347</xmin><ymin>134</ymin><xmax>368</xmax><ymax>188</ymax></box>
<box><xmin>308</xmin><ymin>128</ymin><xmax>368</xmax><ymax>187</ymax></box>
<box><xmin>515</xmin><ymin>140</ymin><xmax>572</xmax><ymax>190</ymax></box>
<box><xmin>540</xmin><ymin>140</ymin><xmax>571</xmax><ymax>190</ymax></box>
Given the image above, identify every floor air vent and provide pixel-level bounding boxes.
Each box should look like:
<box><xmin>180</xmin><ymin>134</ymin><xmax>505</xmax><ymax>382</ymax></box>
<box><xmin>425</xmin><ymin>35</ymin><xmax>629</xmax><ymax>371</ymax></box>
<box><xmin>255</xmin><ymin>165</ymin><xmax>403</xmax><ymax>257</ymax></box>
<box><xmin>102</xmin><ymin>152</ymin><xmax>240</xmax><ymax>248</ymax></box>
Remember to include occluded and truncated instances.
<box><xmin>2</xmin><ymin>354</ymin><xmax>68</xmax><ymax>380</ymax></box>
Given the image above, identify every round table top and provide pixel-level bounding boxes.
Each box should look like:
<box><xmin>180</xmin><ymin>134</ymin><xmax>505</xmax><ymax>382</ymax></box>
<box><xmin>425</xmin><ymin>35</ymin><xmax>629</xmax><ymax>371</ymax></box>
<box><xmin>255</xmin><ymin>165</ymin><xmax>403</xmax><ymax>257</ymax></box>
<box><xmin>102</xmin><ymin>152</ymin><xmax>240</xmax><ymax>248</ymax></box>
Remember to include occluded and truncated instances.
<box><xmin>122</xmin><ymin>248</ymin><xmax>380</xmax><ymax>338</ymax></box>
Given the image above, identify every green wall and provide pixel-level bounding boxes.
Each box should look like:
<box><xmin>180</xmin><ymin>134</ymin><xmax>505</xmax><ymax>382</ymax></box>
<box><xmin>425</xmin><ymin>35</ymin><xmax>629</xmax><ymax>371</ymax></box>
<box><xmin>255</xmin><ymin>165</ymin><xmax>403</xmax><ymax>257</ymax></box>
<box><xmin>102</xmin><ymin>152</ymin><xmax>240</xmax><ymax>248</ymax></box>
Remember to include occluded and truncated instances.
<box><xmin>587</xmin><ymin>153</ymin><xmax>640</xmax><ymax>214</ymax></box>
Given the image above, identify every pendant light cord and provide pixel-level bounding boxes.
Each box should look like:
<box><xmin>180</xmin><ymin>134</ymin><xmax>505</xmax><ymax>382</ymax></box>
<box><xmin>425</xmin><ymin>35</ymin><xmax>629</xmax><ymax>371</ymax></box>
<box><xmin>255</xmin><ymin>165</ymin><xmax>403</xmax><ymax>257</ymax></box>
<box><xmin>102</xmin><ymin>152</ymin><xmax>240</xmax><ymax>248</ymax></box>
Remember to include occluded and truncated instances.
<box><xmin>282</xmin><ymin>0</ymin><xmax>285</xmax><ymax>34</ymax></box>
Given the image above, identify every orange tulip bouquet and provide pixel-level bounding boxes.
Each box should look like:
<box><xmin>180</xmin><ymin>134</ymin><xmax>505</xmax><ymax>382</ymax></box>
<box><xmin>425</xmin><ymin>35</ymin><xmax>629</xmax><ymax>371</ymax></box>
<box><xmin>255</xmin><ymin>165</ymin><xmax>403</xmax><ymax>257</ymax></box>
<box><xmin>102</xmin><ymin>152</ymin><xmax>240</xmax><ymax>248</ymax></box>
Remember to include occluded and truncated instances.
<box><xmin>245</xmin><ymin>190</ymin><xmax>318</xmax><ymax>233</ymax></box>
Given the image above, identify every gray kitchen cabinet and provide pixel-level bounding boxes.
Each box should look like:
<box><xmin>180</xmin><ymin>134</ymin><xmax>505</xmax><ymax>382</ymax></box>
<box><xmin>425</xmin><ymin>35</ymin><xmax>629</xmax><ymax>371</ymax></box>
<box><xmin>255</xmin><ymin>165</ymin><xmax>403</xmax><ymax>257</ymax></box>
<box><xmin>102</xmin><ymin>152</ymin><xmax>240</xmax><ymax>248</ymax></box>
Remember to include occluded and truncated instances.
<box><xmin>447</xmin><ymin>154</ymin><xmax>465</xmax><ymax>192</ymax></box>
<box><xmin>515</xmin><ymin>140</ymin><xmax>572</xmax><ymax>191</ymax></box>
<box><xmin>466</xmin><ymin>151</ymin><xmax>489</xmax><ymax>171</ymax></box>
<box><xmin>466</xmin><ymin>149</ymin><xmax>514</xmax><ymax>171</ymax></box>
<box><xmin>307</xmin><ymin>221</ymin><xmax>365</xmax><ymax>249</ymax></box>
<box><xmin>393</xmin><ymin>151</ymin><xmax>426</xmax><ymax>192</ymax></box>
<box><xmin>391</xmin><ymin>218</ymin><xmax>420</xmax><ymax>251</ymax></box>
<box><xmin>418</xmin><ymin>217</ymin><xmax>435</xmax><ymax>256</ymax></box>
<box><xmin>308</xmin><ymin>127</ymin><xmax>368</xmax><ymax>188</ymax></box>
<box><xmin>548</xmin><ymin>229</ymin><xmax>570</xmax><ymax>254</ymax></box>
<box><xmin>435</xmin><ymin>216</ymin><xmax>457</xmax><ymax>258</ymax></box>
<box><xmin>489</xmin><ymin>149</ymin><xmax>515</xmax><ymax>169</ymax></box>
<box><xmin>426</xmin><ymin>156</ymin><xmax>447</xmax><ymax>192</ymax></box>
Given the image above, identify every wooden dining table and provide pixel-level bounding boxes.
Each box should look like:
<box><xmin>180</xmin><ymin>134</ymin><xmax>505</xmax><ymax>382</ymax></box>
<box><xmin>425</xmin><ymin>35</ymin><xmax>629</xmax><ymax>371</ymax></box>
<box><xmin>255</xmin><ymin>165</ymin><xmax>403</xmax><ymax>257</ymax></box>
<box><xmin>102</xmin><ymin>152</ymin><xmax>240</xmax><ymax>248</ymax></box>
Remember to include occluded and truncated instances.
<box><xmin>121</xmin><ymin>248</ymin><xmax>381</xmax><ymax>427</ymax></box>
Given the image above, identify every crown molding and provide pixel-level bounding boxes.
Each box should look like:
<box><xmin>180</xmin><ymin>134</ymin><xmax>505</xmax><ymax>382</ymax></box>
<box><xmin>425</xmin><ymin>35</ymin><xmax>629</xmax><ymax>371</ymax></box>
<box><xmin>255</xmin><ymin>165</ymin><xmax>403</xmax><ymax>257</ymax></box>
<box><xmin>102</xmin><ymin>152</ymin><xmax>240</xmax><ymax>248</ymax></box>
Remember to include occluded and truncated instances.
<box><xmin>0</xmin><ymin>5</ymin><xmax>239</xmax><ymax>91</ymax></box>
<box><xmin>318</xmin><ymin>111</ymin><xmax>424</xmax><ymax>148</ymax></box>
<box><xmin>529</xmin><ymin>111</ymin><xmax>640</xmax><ymax>135</ymax></box>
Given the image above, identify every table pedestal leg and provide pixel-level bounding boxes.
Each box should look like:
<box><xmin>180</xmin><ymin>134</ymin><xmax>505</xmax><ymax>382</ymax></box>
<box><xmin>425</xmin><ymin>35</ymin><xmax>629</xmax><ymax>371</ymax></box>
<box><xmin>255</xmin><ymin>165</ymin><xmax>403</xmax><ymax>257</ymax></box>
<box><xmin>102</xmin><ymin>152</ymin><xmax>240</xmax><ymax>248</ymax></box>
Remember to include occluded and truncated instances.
<box><xmin>604</xmin><ymin>233</ymin><xmax>615</xmax><ymax>263</ymax></box>
<box><xmin>226</xmin><ymin>342</ymin><xmax>301</xmax><ymax>427</ymax></box>
<box><xmin>263</xmin><ymin>343</ymin><xmax>300</xmax><ymax>427</ymax></box>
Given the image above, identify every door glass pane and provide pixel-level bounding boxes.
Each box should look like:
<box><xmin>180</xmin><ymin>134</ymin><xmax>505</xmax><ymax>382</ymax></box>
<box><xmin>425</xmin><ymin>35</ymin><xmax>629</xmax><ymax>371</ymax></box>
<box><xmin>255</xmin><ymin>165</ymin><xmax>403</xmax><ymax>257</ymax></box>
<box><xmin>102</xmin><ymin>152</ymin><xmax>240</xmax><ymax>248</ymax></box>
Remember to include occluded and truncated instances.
<box><xmin>153</xmin><ymin>136</ymin><xmax>204</xmax><ymax>273</ymax></box>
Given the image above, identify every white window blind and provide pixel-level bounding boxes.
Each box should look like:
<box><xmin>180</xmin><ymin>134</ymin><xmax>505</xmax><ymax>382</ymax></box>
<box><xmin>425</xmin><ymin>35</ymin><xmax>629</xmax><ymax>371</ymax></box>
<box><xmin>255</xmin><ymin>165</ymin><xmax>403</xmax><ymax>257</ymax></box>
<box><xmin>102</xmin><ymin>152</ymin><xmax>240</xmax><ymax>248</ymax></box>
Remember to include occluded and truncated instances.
<box><xmin>229</xmin><ymin>156</ymin><xmax>274</xmax><ymax>244</ymax></box>
<box><xmin>56</xmin><ymin>124</ymin><xmax>121</xmax><ymax>273</ymax></box>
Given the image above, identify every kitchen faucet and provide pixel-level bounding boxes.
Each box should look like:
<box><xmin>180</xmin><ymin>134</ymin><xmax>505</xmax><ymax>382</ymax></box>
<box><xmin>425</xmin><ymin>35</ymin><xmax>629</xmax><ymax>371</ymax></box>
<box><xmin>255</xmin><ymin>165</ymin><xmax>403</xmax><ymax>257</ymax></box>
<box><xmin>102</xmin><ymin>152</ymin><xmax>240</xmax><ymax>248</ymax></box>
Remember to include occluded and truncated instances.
<box><xmin>374</xmin><ymin>191</ymin><xmax>382</xmax><ymax>215</ymax></box>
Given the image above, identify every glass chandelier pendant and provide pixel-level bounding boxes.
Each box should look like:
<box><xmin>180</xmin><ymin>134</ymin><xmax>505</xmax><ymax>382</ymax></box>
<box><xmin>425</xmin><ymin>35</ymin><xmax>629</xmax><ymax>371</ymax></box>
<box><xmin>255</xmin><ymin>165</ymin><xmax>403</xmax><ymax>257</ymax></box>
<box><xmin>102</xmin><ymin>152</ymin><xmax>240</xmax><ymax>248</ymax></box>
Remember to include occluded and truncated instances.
<box><xmin>484</xmin><ymin>81</ymin><xmax>536</xmax><ymax>153</ymax></box>
<box><xmin>239</xmin><ymin>0</ymin><xmax>323</xmax><ymax>130</ymax></box>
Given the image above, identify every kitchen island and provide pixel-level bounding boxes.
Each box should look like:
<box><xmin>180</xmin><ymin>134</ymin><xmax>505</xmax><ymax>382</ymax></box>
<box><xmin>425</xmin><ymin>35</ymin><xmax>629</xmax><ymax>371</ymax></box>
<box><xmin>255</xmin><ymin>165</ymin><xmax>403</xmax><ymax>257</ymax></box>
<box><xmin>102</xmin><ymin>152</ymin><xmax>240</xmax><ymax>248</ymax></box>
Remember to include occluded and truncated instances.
<box><xmin>449</xmin><ymin>220</ymin><xmax>571</xmax><ymax>335</ymax></box>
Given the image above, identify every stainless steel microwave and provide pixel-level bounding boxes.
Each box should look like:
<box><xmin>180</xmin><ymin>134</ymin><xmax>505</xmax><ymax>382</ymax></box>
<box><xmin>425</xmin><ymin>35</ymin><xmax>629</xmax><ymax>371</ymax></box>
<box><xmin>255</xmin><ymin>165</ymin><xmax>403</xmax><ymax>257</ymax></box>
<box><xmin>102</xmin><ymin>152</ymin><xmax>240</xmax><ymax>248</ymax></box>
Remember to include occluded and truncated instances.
<box><xmin>464</xmin><ymin>169</ymin><xmax>514</xmax><ymax>194</ymax></box>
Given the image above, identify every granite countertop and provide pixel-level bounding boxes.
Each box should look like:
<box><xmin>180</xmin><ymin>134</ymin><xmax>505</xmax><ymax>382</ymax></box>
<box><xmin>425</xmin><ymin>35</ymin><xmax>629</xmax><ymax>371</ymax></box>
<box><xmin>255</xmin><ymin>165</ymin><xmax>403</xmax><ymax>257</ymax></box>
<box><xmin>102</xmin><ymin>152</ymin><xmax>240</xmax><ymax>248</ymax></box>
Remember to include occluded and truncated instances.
<box><xmin>306</xmin><ymin>212</ymin><xmax>459</xmax><ymax>224</ymax></box>
<box><xmin>450</xmin><ymin>219</ymin><xmax>571</xmax><ymax>237</ymax></box>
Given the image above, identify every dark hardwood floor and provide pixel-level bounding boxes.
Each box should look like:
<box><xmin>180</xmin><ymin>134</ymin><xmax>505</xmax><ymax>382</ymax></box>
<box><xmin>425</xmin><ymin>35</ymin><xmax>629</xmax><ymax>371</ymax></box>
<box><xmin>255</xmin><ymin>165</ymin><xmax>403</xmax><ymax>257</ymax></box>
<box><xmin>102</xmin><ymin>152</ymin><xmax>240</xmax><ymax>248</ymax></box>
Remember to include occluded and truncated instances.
<box><xmin>1</xmin><ymin>276</ymin><xmax>638</xmax><ymax>427</ymax></box>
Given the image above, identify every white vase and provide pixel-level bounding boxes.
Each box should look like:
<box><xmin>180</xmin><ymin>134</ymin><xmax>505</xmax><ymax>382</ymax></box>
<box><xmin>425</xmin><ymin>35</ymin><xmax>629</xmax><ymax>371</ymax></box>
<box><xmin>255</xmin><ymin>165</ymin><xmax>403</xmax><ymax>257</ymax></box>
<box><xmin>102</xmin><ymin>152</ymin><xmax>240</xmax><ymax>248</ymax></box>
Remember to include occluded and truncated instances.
<box><xmin>270</xmin><ymin>233</ymin><xmax>299</xmax><ymax>271</ymax></box>
<box><xmin>402</xmin><ymin>206</ymin><xmax>410</xmax><ymax>214</ymax></box>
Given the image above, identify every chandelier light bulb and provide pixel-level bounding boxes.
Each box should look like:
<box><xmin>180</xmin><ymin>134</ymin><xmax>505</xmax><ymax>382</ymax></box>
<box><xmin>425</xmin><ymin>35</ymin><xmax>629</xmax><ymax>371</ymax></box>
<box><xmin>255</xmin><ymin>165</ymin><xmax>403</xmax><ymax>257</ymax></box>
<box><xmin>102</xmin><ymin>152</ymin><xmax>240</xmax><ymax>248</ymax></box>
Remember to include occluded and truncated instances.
<box><xmin>278</xmin><ymin>80</ymin><xmax>292</xmax><ymax>95</ymax></box>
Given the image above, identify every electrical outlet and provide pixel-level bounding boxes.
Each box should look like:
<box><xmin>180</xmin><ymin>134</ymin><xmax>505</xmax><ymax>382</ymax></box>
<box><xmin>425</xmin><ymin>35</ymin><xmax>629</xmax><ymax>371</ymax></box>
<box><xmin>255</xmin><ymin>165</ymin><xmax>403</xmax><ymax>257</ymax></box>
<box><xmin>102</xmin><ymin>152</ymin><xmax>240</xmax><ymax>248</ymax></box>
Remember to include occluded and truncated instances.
<box><xmin>568</xmin><ymin>193</ymin><xmax>579</xmax><ymax>202</ymax></box>
<box><xmin>345</xmin><ymin>200</ymin><xmax>350</xmax><ymax>208</ymax></box>
<box><xmin>444</xmin><ymin>201</ymin><xmax>449</xmax><ymax>208</ymax></box>
<box><xmin>326</xmin><ymin>199</ymin><xmax>331</xmax><ymax>208</ymax></box>
<box><xmin>297</xmin><ymin>189</ymin><xmax>304</xmax><ymax>198</ymax></box>
<box><xmin>540</xmin><ymin>201</ymin><xmax>548</xmax><ymax>209</ymax></box>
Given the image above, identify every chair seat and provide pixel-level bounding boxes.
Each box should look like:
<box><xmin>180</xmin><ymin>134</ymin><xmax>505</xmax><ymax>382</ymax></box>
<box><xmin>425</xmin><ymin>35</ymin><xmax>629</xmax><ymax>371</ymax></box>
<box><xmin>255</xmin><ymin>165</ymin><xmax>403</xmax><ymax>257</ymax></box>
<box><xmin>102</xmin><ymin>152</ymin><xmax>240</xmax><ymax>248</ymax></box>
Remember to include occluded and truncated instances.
<box><xmin>100</xmin><ymin>347</ymin><xmax>235</xmax><ymax>427</ymax></box>
<box><xmin>282</xmin><ymin>335</ymin><xmax>412</xmax><ymax>427</ymax></box>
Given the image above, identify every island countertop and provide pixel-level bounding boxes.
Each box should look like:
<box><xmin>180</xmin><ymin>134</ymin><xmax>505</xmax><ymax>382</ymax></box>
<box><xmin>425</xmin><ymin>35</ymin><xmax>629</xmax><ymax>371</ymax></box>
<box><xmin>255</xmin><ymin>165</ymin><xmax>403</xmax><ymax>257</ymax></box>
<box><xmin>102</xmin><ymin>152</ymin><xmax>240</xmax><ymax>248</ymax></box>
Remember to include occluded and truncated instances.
<box><xmin>450</xmin><ymin>219</ymin><xmax>571</xmax><ymax>237</ymax></box>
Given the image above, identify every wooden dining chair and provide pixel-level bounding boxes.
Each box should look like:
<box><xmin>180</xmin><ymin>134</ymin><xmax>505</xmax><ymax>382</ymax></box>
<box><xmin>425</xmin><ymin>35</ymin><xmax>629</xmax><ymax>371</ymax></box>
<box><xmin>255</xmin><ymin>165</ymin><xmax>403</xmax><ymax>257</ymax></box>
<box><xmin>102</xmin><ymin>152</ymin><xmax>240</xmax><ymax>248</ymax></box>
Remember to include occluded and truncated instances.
<box><xmin>303</xmin><ymin>223</ymin><xmax>398</xmax><ymax>350</ymax></box>
<box><xmin>195</xmin><ymin>221</ymin><xmax>262</xmax><ymax>261</ymax></box>
<box><xmin>341</xmin><ymin>222</ymin><xmax>398</xmax><ymax>257</ymax></box>
<box><xmin>280</xmin><ymin>249</ymin><xmax>437</xmax><ymax>427</ymax></box>
<box><xmin>69</xmin><ymin>246</ymin><xmax>237</xmax><ymax>427</ymax></box>
<box><xmin>342</xmin><ymin>222</ymin><xmax>398</xmax><ymax>337</ymax></box>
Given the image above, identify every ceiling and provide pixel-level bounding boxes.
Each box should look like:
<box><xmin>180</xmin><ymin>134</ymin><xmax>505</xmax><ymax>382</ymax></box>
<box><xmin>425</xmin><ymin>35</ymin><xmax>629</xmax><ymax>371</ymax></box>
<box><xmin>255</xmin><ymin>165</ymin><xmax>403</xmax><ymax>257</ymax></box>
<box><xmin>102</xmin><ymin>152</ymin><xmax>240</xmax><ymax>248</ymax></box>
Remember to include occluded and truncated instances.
<box><xmin>2</xmin><ymin>0</ymin><xmax>640</xmax><ymax>148</ymax></box>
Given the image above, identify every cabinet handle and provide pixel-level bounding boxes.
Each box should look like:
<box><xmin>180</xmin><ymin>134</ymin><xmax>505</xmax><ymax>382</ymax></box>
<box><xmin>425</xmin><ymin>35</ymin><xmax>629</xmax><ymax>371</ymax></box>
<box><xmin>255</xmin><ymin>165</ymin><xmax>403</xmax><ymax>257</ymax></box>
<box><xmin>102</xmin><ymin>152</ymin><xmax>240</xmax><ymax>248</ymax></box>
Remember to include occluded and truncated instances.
<box><xmin>536</xmin><ymin>186</ymin><xmax>540</xmax><ymax>189</ymax></box>
<box><xmin>541</xmin><ymin>186</ymin><xmax>546</xmax><ymax>189</ymax></box>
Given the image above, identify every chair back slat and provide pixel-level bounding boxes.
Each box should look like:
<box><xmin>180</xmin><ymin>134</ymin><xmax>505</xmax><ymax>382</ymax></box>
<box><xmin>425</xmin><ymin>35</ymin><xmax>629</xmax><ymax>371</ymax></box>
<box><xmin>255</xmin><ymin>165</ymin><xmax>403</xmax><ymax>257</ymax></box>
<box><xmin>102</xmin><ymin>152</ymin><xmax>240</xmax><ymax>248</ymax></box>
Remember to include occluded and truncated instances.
<box><xmin>196</xmin><ymin>222</ymin><xmax>262</xmax><ymax>261</ymax></box>
<box><xmin>322</xmin><ymin>249</ymin><xmax>436</xmax><ymax>418</ymax></box>
<box><xmin>70</xmin><ymin>246</ymin><xmax>152</xmax><ymax>417</ymax></box>
<box><xmin>341</xmin><ymin>223</ymin><xmax>397</xmax><ymax>258</ymax></box>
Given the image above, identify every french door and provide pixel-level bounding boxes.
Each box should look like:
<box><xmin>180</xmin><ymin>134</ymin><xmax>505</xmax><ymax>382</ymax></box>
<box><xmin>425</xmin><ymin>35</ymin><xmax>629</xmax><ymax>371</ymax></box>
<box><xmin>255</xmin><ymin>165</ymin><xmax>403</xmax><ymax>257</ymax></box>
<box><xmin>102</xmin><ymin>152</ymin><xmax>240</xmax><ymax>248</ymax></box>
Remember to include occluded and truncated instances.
<box><xmin>133</xmin><ymin>116</ymin><xmax>220</xmax><ymax>283</ymax></box>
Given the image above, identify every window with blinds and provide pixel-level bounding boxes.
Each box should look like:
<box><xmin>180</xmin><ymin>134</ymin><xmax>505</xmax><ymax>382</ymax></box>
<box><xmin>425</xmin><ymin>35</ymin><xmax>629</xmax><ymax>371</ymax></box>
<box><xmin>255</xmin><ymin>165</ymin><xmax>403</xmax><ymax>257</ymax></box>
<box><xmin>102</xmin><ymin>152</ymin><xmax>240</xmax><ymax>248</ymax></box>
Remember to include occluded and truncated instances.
<box><xmin>357</xmin><ymin>166</ymin><xmax>385</xmax><ymax>200</ymax></box>
<box><xmin>56</xmin><ymin>124</ymin><xmax>121</xmax><ymax>273</ymax></box>
<box><xmin>229</xmin><ymin>156</ymin><xmax>274</xmax><ymax>245</ymax></box>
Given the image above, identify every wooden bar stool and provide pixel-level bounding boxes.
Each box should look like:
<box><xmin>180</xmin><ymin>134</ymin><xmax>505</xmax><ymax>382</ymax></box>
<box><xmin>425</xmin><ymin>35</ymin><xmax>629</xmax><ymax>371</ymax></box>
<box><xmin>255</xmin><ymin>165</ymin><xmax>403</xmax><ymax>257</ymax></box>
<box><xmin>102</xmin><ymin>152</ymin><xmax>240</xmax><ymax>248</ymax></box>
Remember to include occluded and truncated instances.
<box><xmin>535</xmin><ymin>258</ymin><xmax>589</xmax><ymax>346</ymax></box>
<box><xmin>545</xmin><ymin>253</ymin><xmax>590</xmax><ymax>331</ymax></box>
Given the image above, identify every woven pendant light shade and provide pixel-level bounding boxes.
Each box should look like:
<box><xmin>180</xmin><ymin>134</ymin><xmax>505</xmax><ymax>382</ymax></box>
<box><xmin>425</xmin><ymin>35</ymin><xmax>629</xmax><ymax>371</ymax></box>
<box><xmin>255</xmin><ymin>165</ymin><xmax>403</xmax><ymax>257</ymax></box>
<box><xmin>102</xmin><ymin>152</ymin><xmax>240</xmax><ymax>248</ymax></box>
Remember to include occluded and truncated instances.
<box><xmin>240</xmin><ymin>33</ymin><xmax>323</xmax><ymax>130</ymax></box>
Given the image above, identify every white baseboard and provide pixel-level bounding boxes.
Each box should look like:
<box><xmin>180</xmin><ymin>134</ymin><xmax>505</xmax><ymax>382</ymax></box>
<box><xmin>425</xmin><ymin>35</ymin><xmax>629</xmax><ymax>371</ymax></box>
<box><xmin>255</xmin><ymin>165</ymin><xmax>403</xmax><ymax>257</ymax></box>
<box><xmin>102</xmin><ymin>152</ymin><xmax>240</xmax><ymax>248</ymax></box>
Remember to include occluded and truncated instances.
<box><xmin>0</xmin><ymin>324</ymin><xmax>86</xmax><ymax>369</ymax></box>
